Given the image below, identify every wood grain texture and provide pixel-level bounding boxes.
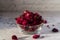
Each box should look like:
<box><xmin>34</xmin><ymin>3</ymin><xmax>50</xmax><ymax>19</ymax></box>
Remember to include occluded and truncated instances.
<box><xmin>0</xmin><ymin>0</ymin><xmax>60</xmax><ymax>12</ymax></box>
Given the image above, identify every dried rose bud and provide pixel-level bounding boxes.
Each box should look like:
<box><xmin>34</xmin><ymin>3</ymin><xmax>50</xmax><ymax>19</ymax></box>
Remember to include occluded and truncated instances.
<box><xmin>22</xmin><ymin>20</ymin><xmax>27</xmax><ymax>25</ymax></box>
<box><xmin>52</xmin><ymin>28</ymin><xmax>59</xmax><ymax>32</ymax></box>
<box><xmin>33</xmin><ymin>34</ymin><xmax>40</xmax><ymax>39</ymax></box>
<box><xmin>12</xmin><ymin>35</ymin><xmax>18</xmax><ymax>40</ymax></box>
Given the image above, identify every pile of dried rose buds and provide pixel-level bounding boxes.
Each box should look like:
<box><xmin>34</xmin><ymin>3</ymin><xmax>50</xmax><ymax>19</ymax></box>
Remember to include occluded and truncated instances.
<box><xmin>15</xmin><ymin>10</ymin><xmax>47</xmax><ymax>32</ymax></box>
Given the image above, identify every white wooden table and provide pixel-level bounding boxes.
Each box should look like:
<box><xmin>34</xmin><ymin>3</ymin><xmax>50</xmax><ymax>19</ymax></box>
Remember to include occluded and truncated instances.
<box><xmin>0</xmin><ymin>12</ymin><xmax>60</xmax><ymax>40</ymax></box>
<box><xmin>0</xmin><ymin>26</ymin><xmax>60</xmax><ymax>40</ymax></box>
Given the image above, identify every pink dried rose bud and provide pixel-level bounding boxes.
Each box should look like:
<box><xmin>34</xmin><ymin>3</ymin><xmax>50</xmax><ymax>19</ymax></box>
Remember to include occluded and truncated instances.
<box><xmin>34</xmin><ymin>13</ymin><xmax>40</xmax><ymax>20</ymax></box>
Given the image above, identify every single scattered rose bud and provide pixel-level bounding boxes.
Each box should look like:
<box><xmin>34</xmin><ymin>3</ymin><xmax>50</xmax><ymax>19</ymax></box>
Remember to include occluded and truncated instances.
<box><xmin>12</xmin><ymin>35</ymin><xmax>18</xmax><ymax>40</ymax></box>
<box><xmin>52</xmin><ymin>28</ymin><xmax>59</xmax><ymax>32</ymax></box>
<box><xmin>33</xmin><ymin>34</ymin><xmax>40</xmax><ymax>39</ymax></box>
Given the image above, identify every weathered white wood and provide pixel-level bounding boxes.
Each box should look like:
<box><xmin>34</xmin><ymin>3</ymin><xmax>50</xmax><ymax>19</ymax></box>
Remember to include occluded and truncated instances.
<box><xmin>0</xmin><ymin>0</ymin><xmax>60</xmax><ymax>11</ymax></box>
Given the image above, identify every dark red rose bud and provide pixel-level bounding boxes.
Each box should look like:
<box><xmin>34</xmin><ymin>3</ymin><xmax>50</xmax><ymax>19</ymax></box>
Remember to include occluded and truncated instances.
<box><xmin>16</xmin><ymin>17</ymin><xmax>23</xmax><ymax>24</ymax></box>
<box><xmin>52</xmin><ymin>28</ymin><xmax>59</xmax><ymax>32</ymax></box>
<box><xmin>33</xmin><ymin>34</ymin><xmax>40</xmax><ymax>39</ymax></box>
<box><xmin>22</xmin><ymin>20</ymin><xmax>27</xmax><ymax>25</ymax></box>
<box><xmin>39</xmin><ymin>16</ymin><xmax>42</xmax><ymax>21</ymax></box>
<box><xmin>34</xmin><ymin>13</ymin><xmax>41</xmax><ymax>22</ymax></box>
<box><xmin>33</xmin><ymin>21</ymin><xmax>37</xmax><ymax>25</ymax></box>
<box><xmin>45</xmin><ymin>20</ymin><xmax>47</xmax><ymax>23</ymax></box>
<box><xmin>12</xmin><ymin>35</ymin><xmax>18</xmax><ymax>40</ymax></box>
<box><xmin>43</xmin><ymin>20</ymin><xmax>47</xmax><ymax>24</ymax></box>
